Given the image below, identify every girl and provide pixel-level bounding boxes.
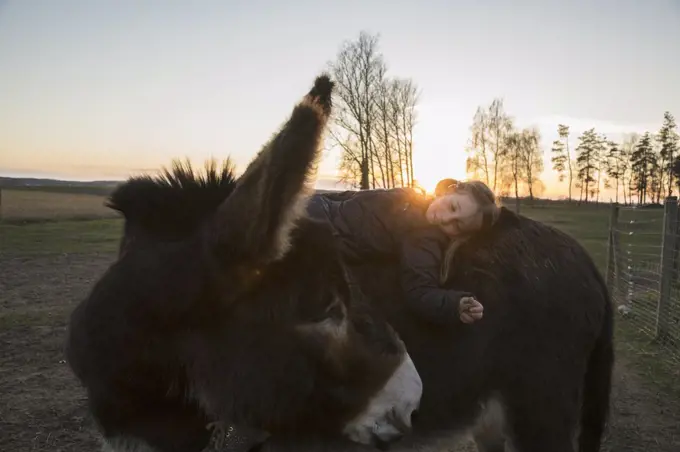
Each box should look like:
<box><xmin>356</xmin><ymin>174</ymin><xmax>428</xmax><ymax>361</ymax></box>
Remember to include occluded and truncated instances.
<box><xmin>401</xmin><ymin>180</ymin><xmax>498</xmax><ymax>326</ymax></box>
<box><xmin>306</xmin><ymin>180</ymin><xmax>495</xmax><ymax>326</ymax></box>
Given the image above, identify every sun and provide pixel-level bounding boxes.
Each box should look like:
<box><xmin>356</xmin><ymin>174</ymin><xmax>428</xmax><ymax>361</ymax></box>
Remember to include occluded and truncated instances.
<box><xmin>414</xmin><ymin>163</ymin><xmax>469</xmax><ymax>195</ymax></box>
<box><xmin>410</xmin><ymin>138</ymin><xmax>470</xmax><ymax>195</ymax></box>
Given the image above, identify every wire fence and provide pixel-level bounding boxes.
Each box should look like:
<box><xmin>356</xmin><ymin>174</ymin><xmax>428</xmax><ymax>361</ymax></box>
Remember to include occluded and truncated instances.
<box><xmin>607</xmin><ymin>197</ymin><xmax>680</xmax><ymax>366</ymax></box>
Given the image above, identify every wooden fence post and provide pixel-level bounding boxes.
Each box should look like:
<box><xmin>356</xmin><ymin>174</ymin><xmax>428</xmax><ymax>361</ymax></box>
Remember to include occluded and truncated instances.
<box><xmin>656</xmin><ymin>196</ymin><xmax>678</xmax><ymax>343</ymax></box>
<box><xmin>606</xmin><ymin>203</ymin><xmax>620</xmax><ymax>297</ymax></box>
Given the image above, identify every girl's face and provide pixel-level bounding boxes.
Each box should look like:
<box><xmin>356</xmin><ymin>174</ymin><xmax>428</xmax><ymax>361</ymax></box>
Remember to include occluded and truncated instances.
<box><xmin>425</xmin><ymin>192</ymin><xmax>483</xmax><ymax>236</ymax></box>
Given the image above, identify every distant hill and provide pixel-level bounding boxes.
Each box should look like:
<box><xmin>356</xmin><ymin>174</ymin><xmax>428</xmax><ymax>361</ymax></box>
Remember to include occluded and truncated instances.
<box><xmin>0</xmin><ymin>176</ymin><xmax>349</xmax><ymax>198</ymax></box>
<box><xmin>1</xmin><ymin>176</ymin><xmax>658</xmax><ymax>211</ymax></box>
<box><xmin>0</xmin><ymin>176</ymin><xmax>120</xmax><ymax>187</ymax></box>
<box><xmin>0</xmin><ymin>177</ymin><xmax>121</xmax><ymax>196</ymax></box>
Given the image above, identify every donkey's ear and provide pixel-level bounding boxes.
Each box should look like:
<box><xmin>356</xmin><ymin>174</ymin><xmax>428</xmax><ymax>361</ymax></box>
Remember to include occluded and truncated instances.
<box><xmin>210</xmin><ymin>74</ymin><xmax>334</xmax><ymax>265</ymax></box>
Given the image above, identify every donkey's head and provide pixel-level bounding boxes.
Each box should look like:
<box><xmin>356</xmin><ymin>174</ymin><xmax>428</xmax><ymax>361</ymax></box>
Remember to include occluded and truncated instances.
<box><xmin>108</xmin><ymin>75</ymin><xmax>422</xmax><ymax>447</ymax></box>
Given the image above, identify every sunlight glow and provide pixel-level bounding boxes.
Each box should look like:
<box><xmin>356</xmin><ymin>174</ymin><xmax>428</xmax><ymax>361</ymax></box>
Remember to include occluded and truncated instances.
<box><xmin>0</xmin><ymin>0</ymin><xmax>676</xmax><ymax>203</ymax></box>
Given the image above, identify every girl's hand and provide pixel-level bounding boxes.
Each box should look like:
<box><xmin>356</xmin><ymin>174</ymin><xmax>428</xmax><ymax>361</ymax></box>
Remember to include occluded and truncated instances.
<box><xmin>459</xmin><ymin>296</ymin><xmax>484</xmax><ymax>324</ymax></box>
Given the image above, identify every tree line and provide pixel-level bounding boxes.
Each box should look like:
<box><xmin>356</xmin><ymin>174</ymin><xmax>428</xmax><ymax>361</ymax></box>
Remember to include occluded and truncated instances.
<box><xmin>465</xmin><ymin>99</ymin><xmax>545</xmax><ymax>212</ymax></box>
<box><xmin>465</xmin><ymin>101</ymin><xmax>678</xmax><ymax>207</ymax></box>
<box><xmin>550</xmin><ymin>111</ymin><xmax>679</xmax><ymax>205</ymax></box>
<box><xmin>327</xmin><ymin>32</ymin><xmax>420</xmax><ymax>190</ymax></box>
<box><xmin>328</xmin><ymin>33</ymin><xmax>679</xmax><ymax>205</ymax></box>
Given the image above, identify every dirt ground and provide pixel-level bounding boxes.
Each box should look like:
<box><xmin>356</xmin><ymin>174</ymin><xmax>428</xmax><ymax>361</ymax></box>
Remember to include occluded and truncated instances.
<box><xmin>1</xmin><ymin>252</ymin><xmax>679</xmax><ymax>452</ymax></box>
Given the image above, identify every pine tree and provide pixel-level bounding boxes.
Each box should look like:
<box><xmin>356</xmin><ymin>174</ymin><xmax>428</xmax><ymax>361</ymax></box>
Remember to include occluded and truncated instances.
<box><xmin>620</xmin><ymin>134</ymin><xmax>638</xmax><ymax>205</ymax></box>
<box><xmin>551</xmin><ymin>124</ymin><xmax>572</xmax><ymax>200</ymax></box>
<box><xmin>561</xmin><ymin>125</ymin><xmax>572</xmax><ymax>199</ymax></box>
<box><xmin>630</xmin><ymin>132</ymin><xmax>656</xmax><ymax>204</ymax></box>
<box><xmin>551</xmin><ymin>137</ymin><xmax>569</xmax><ymax>200</ymax></box>
<box><xmin>575</xmin><ymin>128</ymin><xmax>600</xmax><ymax>203</ymax></box>
<box><xmin>551</xmin><ymin>139</ymin><xmax>567</xmax><ymax>181</ymax></box>
<box><xmin>606</xmin><ymin>141</ymin><xmax>625</xmax><ymax>203</ymax></box>
<box><xmin>658</xmin><ymin>111</ymin><xmax>679</xmax><ymax>196</ymax></box>
<box><xmin>594</xmin><ymin>133</ymin><xmax>607</xmax><ymax>203</ymax></box>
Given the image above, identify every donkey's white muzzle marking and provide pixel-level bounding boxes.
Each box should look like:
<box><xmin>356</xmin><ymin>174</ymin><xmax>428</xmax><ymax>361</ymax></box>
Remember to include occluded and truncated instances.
<box><xmin>342</xmin><ymin>353</ymin><xmax>422</xmax><ymax>445</ymax></box>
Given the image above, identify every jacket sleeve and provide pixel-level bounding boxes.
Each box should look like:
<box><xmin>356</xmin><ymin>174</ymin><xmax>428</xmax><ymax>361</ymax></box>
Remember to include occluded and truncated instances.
<box><xmin>400</xmin><ymin>227</ymin><xmax>474</xmax><ymax>326</ymax></box>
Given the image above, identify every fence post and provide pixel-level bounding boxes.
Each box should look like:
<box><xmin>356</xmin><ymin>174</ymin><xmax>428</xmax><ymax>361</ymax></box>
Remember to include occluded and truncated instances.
<box><xmin>656</xmin><ymin>196</ymin><xmax>677</xmax><ymax>343</ymax></box>
<box><xmin>605</xmin><ymin>203</ymin><xmax>620</xmax><ymax>296</ymax></box>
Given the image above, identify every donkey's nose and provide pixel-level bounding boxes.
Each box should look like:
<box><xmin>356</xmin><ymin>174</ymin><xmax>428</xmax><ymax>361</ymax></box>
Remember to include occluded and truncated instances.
<box><xmin>391</xmin><ymin>405</ymin><xmax>415</xmax><ymax>434</ymax></box>
<box><xmin>372</xmin><ymin>424</ymin><xmax>405</xmax><ymax>450</ymax></box>
<box><xmin>342</xmin><ymin>353</ymin><xmax>422</xmax><ymax>446</ymax></box>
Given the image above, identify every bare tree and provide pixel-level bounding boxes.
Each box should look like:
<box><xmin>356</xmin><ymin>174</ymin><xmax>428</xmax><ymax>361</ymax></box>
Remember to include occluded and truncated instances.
<box><xmin>328</xmin><ymin>31</ymin><xmax>419</xmax><ymax>190</ymax></box>
<box><xmin>328</xmin><ymin>31</ymin><xmax>383</xmax><ymax>189</ymax></box>
<box><xmin>387</xmin><ymin>80</ymin><xmax>405</xmax><ymax>187</ymax></box>
<box><xmin>487</xmin><ymin>99</ymin><xmax>513</xmax><ymax>191</ymax></box>
<box><xmin>504</xmin><ymin>126</ymin><xmax>524</xmax><ymax>213</ymax></box>
<box><xmin>394</xmin><ymin>78</ymin><xmax>419</xmax><ymax>187</ymax></box>
<box><xmin>374</xmin><ymin>65</ymin><xmax>395</xmax><ymax>188</ymax></box>
<box><xmin>337</xmin><ymin>138</ymin><xmax>363</xmax><ymax>189</ymax></box>
<box><xmin>465</xmin><ymin>98</ymin><xmax>511</xmax><ymax>191</ymax></box>
<box><xmin>520</xmin><ymin>127</ymin><xmax>544</xmax><ymax>202</ymax></box>
<box><xmin>466</xmin><ymin>107</ymin><xmax>491</xmax><ymax>185</ymax></box>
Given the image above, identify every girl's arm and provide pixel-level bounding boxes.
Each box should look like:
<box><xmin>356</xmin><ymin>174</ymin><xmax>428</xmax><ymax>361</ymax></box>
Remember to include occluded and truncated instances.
<box><xmin>307</xmin><ymin>189</ymin><xmax>430</xmax><ymax>261</ymax></box>
<box><xmin>400</xmin><ymin>227</ymin><xmax>477</xmax><ymax>326</ymax></box>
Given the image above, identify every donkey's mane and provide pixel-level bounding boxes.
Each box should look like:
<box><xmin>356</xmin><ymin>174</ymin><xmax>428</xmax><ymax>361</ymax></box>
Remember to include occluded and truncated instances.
<box><xmin>107</xmin><ymin>158</ymin><xmax>238</xmax><ymax>237</ymax></box>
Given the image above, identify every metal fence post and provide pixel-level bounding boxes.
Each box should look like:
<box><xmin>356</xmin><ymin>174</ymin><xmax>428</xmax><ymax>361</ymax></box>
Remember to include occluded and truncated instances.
<box><xmin>656</xmin><ymin>196</ymin><xmax>678</xmax><ymax>343</ymax></box>
<box><xmin>606</xmin><ymin>203</ymin><xmax>620</xmax><ymax>296</ymax></box>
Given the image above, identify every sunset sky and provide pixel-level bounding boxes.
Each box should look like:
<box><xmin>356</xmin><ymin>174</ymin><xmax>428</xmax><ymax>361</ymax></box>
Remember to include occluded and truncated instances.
<box><xmin>1</xmin><ymin>0</ymin><xmax>678</xmax><ymax>196</ymax></box>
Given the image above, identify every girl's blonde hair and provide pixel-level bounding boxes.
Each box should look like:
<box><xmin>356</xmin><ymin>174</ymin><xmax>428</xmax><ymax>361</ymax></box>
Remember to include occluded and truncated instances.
<box><xmin>439</xmin><ymin>180</ymin><xmax>501</xmax><ymax>284</ymax></box>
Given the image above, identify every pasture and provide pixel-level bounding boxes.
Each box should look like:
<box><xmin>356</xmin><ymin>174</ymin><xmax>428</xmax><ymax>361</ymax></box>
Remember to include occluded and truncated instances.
<box><xmin>1</xmin><ymin>188</ymin><xmax>679</xmax><ymax>451</ymax></box>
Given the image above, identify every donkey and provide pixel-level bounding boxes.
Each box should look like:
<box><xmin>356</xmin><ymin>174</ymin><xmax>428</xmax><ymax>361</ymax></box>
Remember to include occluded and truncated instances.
<box><xmin>299</xmin><ymin>189</ymin><xmax>615</xmax><ymax>452</ymax></box>
<box><xmin>64</xmin><ymin>75</ymin><xmax>422</xmax><ymax>452</ymax></box>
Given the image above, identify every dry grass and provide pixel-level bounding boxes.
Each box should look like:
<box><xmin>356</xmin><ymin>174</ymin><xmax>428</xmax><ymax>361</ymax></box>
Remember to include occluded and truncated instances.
<box><xmin>0</xmin><ymin>219</ymin><xmax>123</xmax><ymax>256</ymax></box>
<box><xmin>0</xmin><ymin>189</ymin><xmax>118</xmax><ymax>222</ymax></box>
<box><xmin>1</xmin><ymin>199</ymin><xmax>680</xmax><ymax>450</ymax></box>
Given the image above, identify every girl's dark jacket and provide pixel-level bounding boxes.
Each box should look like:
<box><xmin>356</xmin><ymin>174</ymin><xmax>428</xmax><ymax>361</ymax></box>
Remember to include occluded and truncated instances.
<box><xmin>306</xmin><ymin>188</ymin><xmax>474</xmax><ymax>326</ymax></box>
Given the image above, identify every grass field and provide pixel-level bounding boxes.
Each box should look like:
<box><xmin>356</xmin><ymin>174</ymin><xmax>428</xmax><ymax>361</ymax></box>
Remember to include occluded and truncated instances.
<box><xmin>0</xmin><ymin>188</ymin><xmax>119</xmax><ymax>223</ymax></box>
<box><xmin>1</xmin><ymin>190</ymin><xmax>679</xmax><ymax>451</ymax></box>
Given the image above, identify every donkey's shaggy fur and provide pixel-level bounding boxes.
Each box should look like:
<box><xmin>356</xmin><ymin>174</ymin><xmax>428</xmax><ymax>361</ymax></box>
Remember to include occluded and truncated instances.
<box><xmin>65</xmin><ymin>75</ymin><xmax>421</xmax><ymax>452</ymax></box>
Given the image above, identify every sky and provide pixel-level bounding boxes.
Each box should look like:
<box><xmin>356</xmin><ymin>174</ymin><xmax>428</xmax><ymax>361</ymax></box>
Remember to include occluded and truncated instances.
<box><xmin>0</xmin><ymin>0</ymin><xmax>679</xmax><ymax>196</ymax></box>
